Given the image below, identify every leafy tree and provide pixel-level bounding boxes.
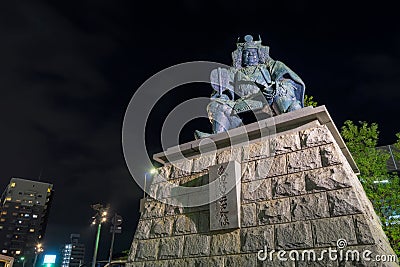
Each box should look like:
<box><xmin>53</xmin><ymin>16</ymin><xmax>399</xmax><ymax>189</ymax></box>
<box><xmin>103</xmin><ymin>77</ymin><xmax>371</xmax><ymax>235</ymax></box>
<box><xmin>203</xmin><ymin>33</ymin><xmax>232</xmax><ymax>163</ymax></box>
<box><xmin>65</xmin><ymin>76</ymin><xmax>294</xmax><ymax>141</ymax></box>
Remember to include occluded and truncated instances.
<box><xmin>341</xmin><ymin>120</ymin><xmax>400</xmax><ymax>257</ymax></box>
<box><xmin>304</xmin><ymin>94</ymin><xmax>318</xmax><ymax>107</ymax></box>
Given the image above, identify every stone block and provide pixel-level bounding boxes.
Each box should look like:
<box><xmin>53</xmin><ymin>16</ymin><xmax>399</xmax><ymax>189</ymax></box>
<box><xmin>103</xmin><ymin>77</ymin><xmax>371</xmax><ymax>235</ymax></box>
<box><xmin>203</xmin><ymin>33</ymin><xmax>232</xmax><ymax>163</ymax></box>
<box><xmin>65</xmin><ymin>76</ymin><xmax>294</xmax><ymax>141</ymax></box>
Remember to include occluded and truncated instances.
<box><xmin>225</xmin><ymin>254</ymin><xmax>256</xmax><ymax>267</ymax></box>
<box><xmin>353</xmin><ymin>214</ymin><xmax>375</xmax><ymax>245</ymax></box>
<box><xmin>143</xmin><ymin>201</ymin><xmax>165</xmax><ymax>219</ymax></box>
<box><xmin>128</xmin><ymin>240</ymin><xmax>138</xmax><ymax>262</ymax></box>
<box><xmin>209</xmin><ymin>257</ymin><xmax>224</xmax><ymax>267</ymax></box>
<box><xmin>136</xmin><ymin>239</ymin><xmax>160</xmax><ymax>261</ymax></box>
<box><xmin>304</xmin><ymin>166</ymin><xmax>351</xmax><ymax>193</ymax></box>
<box><xmin>300</xmin><ymin>125</ymin><xmax>334</xmax><ymax>148</ymax></box>
<box><xmin>183</xmin><ymin>234</ymin><xmax>211</xmax><ymax>257</ymax></box>
<box><xmin>271</xmin><ymin>132</ymin><xmax>301</xmax><ymax>154</ymax></box>
<box><xmin>143</xmin><ymin>262</ymin><xmax>166</xmax><ymax>267</ymax></box>
<box><xmin>275</xmin><ymin>221</ymin><xmax>313</xmax><ymax>249</ymax></box>
<box><xmin>242</xmin><ymin>179</ymin><xmax>272</xmax><ymax>203</ymax></box>
<box><xmin>243</xmin><ymin>140</ymin><xmax>271</xmax><ymax>160</ymax></box>
<box><xmin>127</xmin><ymin>262</ymin><xmax>144</xmax><ymax>267</ymax></box>
<box><xmin>256</xmin><ymin>155</ymin><xmax>287</xmax><ymax>178</ymax></box>
<box><xmin>272</xmin><ymin>173</ymin><xmax>305</xmax><ymax>198</ymax></box>
<box><xmin>150</xmin><ymin>217</ymin><xmax>173</xmax><ymax>238</ymax></box>
<box><xmin>320</xmin><ymin>144</ymin><xmax>341</xmax><ymax>167</ymax></box>
<box><xmin>210</xmin><ymin>229</ymin><xmax>240</xmax><ymax>255</ymax></box>
<box><xmin>193</xmin><ymin>152</ymin><xmax>216</xmax><ymax>172</ymax></box>
<box><xmin>184</xmin><ymin>257</ymin><xmax>209</xmax><ymax>267</ymax></box>
<box><xmin>216</xmin><ymin>146</ymin><xmax>242</xmax><ymax>164</ymax></box>
<box><xmin>170</xmin><ymin>159</ymin><xmax>193</xmax><ymax>179</ymax></box>
<box><xmin>311</xmin><ymin>216</ymin><xmax>357</xmax><ymax>247</ymax></box>
<box><xmin>241</xmin><ymin>226</ymin><xmax>274</xmax><ymax>253</ymax></box>
<box><xmin>241</xmin><ymin>161</ymin><xmax>256</xmax><ymax>182</ymax></box>
<box><xmin>173</xmin><ymin>214</ymin><xmax>198</xmax><ymax>235</ymax></box>
<box><xmin>327</xmin><ymin>189</ymin><xmax>362</xmax><ymax>216</ymax></box>
<box><xmin>258</xmin><ymin>198</ymin><xmax>291</xmax><ymax>225</ymax></box>
<box><xmin>158</xmin><ymin>236</ymin><xmax>184</xmax><ymax>259</ymax></box>
<box><xmin>164</xmin><ymin>204</ymin><xmax>184</xmax><ymax>216</ymax></box>
<box><xmin>135</xmin><ymin>219</ymin><xmax>152</xmax><ymax>239</ymax></box>
<box><xmin>287</xmin><ymin>147</ymin><xmax>322</xmax><ymax>173</ymax></box>
<box><xmin>241</xmin><ymin>203</ymin><xmax>257</xmax><ymax>227</ymax></box>
<box><xmin>290</xmin><ymin>192</ymin><xmax>330</xmax><ymax>221</ymax></box>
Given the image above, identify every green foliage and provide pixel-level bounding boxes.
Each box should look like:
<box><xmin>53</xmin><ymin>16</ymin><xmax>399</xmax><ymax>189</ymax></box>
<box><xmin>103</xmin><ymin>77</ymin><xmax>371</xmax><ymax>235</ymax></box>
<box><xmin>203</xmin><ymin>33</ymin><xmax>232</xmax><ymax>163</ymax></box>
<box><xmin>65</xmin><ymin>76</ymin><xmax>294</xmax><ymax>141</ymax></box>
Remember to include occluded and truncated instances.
<box><xmin>341</xmin><ymin>120</ymin><xmax>400</xmax><ymax>257</ymax></box>
<box><xmin>304</xmin><ymin>94</ymin><xmax>318</xmax><ymax>107</ymax></box>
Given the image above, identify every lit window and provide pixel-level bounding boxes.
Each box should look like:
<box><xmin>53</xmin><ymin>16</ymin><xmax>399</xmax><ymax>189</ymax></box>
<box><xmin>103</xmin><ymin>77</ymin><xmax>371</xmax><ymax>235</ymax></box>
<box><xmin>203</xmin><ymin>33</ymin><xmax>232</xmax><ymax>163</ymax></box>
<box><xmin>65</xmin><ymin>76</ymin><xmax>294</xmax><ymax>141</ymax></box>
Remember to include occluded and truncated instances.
<box><xmin>5</xmin><ymin>197</ymin><xmax>11</xmax><ymax>201</ymax></box>
<box><xmin>28</xmin><ymin>200</ymin><xmax>33</xmax><ymax>204</ymax></box>
<box><xmin>0</xmin><ymin>226</ymin><xmax>3</xmax><ymax>230</ymax></box>
<box><xmin>18</xmin><ymin>220</ymin><xmax>22</xmax><ymax>224</ymax></box>
<box><xmin>38</xmin><ymin>235</ymin><xmax>42</xmax><ymax>239</ymax></box>
<box><xmin>0</xmin><ymin>219</ymin><xmax>5</xmax><ymax>222</ymax></box>
<box><xmin>11</xmin><ymin>182</ymin><xmax>16</xmax><ymax>188</ymax></box>
<box><xmin>1</xmin><ymin>211</ymin><xmax>7</xmax><ymax>215</ymax></box>
<box><xmin>33</xmin><ymin>214</ymin><xmax>38</xmax><ymax>218</ymax></box>
<box><xmin>1</xmin><ymin>249</ymin><xmax>7</xmax><ymax>253</ymax></box>
<box><xmin>15</xmin><ymin>250</ymin><xmax>21</xmax><ymax>255</ymax></box>
<box><xmin>47</xmin><ymin>188</ymin><xmax>51</xmax><ymax>193</ymax></box>
<box><xmin>24</xmin><ymin>214</ymin><xmax>29</xmax><ymax>217</ymax></box>
<box><xmin>14</xmin><ymin>235</ymin><xmax>18</xmax><ymax>239</ymax></box>
<box><xmin>29</xmin><ymin>229</ymin><xmax>35</xmax><ymax>233</ymax></box>
<box><xmin>15</xmin><ymin>206</ymin><xmax>19</xmax><ymax>209</ymax></box>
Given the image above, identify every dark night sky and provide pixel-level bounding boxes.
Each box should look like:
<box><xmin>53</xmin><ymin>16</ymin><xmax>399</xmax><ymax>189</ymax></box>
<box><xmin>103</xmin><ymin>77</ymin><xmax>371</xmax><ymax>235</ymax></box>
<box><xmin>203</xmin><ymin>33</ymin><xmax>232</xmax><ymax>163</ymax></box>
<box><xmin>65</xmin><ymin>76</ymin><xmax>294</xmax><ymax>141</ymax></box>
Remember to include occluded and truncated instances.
<box><xmin>0</xmin><ymin>0</ymin><xmax>399</xmax><ymax>263</ymax></box>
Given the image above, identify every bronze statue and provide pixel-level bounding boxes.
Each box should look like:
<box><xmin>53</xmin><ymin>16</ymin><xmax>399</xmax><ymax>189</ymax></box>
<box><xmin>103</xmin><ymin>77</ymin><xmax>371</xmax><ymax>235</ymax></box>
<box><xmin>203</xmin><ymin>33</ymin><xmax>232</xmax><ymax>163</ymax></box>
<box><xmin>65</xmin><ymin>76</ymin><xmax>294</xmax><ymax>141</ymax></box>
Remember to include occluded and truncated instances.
<box><xmin>195</xmin><ymin>35</ymin><xmax>305</xmax><ymax>139</ymax></box>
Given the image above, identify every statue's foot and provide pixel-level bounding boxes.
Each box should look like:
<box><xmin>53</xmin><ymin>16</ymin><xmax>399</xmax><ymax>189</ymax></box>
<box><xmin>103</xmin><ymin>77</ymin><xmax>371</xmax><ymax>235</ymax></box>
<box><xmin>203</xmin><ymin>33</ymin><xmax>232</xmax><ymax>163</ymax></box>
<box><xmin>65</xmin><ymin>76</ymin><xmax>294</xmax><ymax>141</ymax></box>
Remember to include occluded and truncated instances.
<box><xmin>194</xmin><ymin>130</ymin><xmax>212</xmax><ymax>140</ymax></box>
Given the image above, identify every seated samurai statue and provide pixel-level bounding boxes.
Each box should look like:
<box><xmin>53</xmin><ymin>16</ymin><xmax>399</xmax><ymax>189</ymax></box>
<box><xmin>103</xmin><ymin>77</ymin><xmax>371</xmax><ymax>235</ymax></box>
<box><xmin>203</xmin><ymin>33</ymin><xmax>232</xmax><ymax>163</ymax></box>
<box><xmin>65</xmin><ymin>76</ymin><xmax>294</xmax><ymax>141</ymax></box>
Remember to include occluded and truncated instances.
<box><xmin>195</xmin><ymin>35</ymin><xmax>305</xmax><ymax>139</ymax></box>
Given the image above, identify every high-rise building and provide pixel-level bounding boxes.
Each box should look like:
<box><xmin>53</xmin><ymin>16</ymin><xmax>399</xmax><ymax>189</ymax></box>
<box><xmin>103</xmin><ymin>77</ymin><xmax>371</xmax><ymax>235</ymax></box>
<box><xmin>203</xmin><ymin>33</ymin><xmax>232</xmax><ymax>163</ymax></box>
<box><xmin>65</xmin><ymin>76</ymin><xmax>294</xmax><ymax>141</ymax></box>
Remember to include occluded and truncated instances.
<box><xmin>0</xmin><ymin>178</ymin><xmax>54</xmax><ymax>265</ymax></box>
<box><xmin>61</xmin><ymin>234</ymin><xmax>85</xmax><ymax>267</ymax></box>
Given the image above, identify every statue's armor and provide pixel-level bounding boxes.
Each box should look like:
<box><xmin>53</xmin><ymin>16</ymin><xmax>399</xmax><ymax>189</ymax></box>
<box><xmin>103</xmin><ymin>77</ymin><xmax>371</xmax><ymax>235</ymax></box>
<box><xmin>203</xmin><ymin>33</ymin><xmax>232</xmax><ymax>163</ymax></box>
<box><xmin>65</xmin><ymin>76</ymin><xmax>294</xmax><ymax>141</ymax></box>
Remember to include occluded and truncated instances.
<box><xmin>194</xmin><ymin>35</ymin><xmax>305</xmax><ymax>139</ymax></box>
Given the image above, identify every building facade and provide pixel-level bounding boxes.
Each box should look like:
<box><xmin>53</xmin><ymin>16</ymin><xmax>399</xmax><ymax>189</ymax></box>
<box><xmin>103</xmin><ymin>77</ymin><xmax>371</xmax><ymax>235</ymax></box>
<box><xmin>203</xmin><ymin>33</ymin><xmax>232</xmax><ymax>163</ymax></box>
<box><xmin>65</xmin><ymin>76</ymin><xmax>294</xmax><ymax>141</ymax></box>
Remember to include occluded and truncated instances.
<box><xmin>0</xmin><ymin>178</ymin><xmax>53</xmax><ymax>265</ymax></box>
<box><xmin>61</xmin><ymin>234</ymin><xmax>85</xmax><ymax>267</ymax></box>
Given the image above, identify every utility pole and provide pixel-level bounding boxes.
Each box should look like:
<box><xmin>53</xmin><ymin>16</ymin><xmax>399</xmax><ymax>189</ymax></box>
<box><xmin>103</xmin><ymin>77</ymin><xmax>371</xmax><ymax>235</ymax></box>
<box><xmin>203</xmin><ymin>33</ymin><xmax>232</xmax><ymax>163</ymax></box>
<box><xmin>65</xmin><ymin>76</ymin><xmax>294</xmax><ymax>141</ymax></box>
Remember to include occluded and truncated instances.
<box><xmin>90</xmin><ymin>204</ymin><xmax>109</xmax><ymax>267</ymax></box>
<box><xmin>108</xmin><ymin>213</ymin><xmax>122</xmax><ymax>264</ymax></box>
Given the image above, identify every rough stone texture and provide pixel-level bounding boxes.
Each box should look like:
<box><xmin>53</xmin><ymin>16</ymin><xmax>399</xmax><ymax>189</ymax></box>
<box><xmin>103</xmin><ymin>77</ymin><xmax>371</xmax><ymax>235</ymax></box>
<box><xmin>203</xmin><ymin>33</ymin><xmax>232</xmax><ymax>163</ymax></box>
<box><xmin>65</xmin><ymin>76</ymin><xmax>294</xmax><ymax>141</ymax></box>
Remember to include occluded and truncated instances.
<box><xmin>312</xmin><ymin>216</ymin><xmax>357</xmax><ymax>247</ymax></box>
<box><xmin>136</xmin><ymin>239</ymin><xmax>160</xmax><ymax>261</ymax></box>
<box><xmin>158</xmin><ymin>236</ymin><xmax>184</xmax><ymax>259</ymax></box>
<box><xmin>164</xmin><ymin>204</ymin><xmax>183</xmax><ymax>216</ymax></box>
<box><xmin>173</xmin><ymin>214</ymin><xmax>198</xmax><ymax>235</ymax></box>
<box><xmin>300</xmin><ymin>125</ymin><xmax>334</xmax><ymax>148</ymax></box>
<box><xmin>258</xmin><ymin>198</ymin><xmax>291</xmax><ymax>225</ymax></box>
<box><xmin>184</xmin><ymin>257</ymin><xmax>209</xmax><ymax>267</ymax></box>
<box><xmin>210</xmin><ymin>230</ymin><xmax>240</xmax><ymax>255</ymax></box>
<box><xmin>170</xmin><ymin>159</ymin><xmax>193</xmax><ymax>179</ymax></box>
<box><xmin>241</xmin><ymin>161</ymin><xmax>256</xmax><ymax>182</ymax></box>
<box><xmin>241</xmin><ymin>203</ymin><xmax>257</xmax><ymax>227</ymax></box>
<box><xmin>192</xmin><ymin>152</ymin><xmax>216</xmax><ymax>172</ymax></box>
<box><xmin>353</xmin><ymin>214</ymin><xmax>375</xmax><ymax>245</ymax></box>
<box><xmin>216</xmin><ymin>146</ymin><xmax>242</xmax><ymax>164</ymax></box>
<box><xmin>256</xmin><ymin>155</ymin><xmax>287</xmax><ymax>178</ymax></box>
<box><xmin>320</xmin><ymin>144</ymin><xmax>342</xmax><ymax>167</ymax></box>
<box><xmin>240</xmin><ymin>226</ymin><xmax>274</xmax><ymax>252</ymax></box>
<box><xmin>327</xmin><ymin>188</ymin><xmax>363</xmax><ymax>216</ymax></box>
<box><xmin>243</xmin><ymin>140</ymin><xmax>271</xmax><ymax>160</ymax></box>
<box><xmin>242</xmin><ymin>179</ymin><xmax>272</xmax><ymax>203</ymax></box>
<box><xmin>142</xmin><ymin>201</ymin><xmax>165</xmax><ymax>219</ymax></box>
<box><xmin>287</xmin><ymin>147</ymin><xmax>322</xmax><ymax>173</ymax></box>
<box><xmin>135</xmin><ymin>220</ymin><xmax>152</xmax><ymax>239</ymax></box>
<box><xmin>271</xmin><ymin>132</ymin><xmax>301</xmax><ymax>154</ymax></box>
<box><xmin>305</xmin><ymin>166</ymin><xmax>351</xmax><ymax>193</ymax></box>
<box><xmin>272</xmin><ymin>173</ymin><xmax>305</xmax><ymax>198</ymax></box>
<box><xmin>225</xmin><ymin>254</ymin><xmax>256</xmax><ymax>266</ymax></box>
<box><xmin>291</xmin><ymin>192</ymin><xmax>330</xmax><ymax>221</ymax></box>
<box><xmin>276</xmin><ymin>221</ymin><xmax>313</xmax><ymax>249</ymax></box>
<box><xmin>183</xmin><ymin>234</ymin><xmax>211</xmax><ymax>257</ymax></box>
<box><xmin>150</xmin><ymin>217</ymin><xmax>173</xmax><ymax>238</ymax></box>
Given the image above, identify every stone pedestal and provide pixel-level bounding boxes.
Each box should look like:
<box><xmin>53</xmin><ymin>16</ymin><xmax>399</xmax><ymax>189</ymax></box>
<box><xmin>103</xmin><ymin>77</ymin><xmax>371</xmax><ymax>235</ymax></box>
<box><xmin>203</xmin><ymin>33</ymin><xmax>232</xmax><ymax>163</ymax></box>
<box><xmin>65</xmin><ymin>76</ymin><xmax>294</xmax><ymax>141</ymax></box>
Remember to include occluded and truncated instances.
<box><xmin>127</xmin><ymin>106</ymin><xmax>399</xmax><ymax>267</ymax></box>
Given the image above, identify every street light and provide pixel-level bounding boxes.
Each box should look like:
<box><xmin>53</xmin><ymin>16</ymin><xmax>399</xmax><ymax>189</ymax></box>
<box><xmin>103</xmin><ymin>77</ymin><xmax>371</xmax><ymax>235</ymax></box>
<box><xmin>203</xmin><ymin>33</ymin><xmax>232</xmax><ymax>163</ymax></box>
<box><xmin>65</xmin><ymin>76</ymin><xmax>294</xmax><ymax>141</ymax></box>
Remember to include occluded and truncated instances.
<box><xmin>90</xmin><ymin>204</ymin><xmax>109</xmax><ymax>267</ymax></box>
<box><xmin>33</xmin><ymin>243</ymin><xmax>44</xmax><ymax>267</ymax></box>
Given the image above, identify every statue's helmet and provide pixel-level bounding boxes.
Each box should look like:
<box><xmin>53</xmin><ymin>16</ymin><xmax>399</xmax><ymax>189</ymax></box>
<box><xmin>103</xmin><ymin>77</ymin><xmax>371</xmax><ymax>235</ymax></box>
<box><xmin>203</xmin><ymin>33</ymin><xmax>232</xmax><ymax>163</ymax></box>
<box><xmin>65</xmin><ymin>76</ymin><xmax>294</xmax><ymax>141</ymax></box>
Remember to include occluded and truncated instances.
<box><xmin>232</xmin><ymin>35</ymin><xmax>270</xmax><ymax>68</ymax></box>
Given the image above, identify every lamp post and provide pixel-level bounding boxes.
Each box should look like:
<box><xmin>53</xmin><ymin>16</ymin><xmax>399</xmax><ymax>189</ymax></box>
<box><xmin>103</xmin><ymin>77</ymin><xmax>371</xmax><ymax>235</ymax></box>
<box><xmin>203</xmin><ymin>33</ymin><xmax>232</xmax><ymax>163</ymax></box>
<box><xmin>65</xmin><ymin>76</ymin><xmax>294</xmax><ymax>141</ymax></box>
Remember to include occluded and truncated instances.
<box><xmin>90</xmin><ymin>204</ymin><xmax>109</xmax><ymax>267</ymax></box>
<box><xmin>33</xmin><ymin>243</ymin><xmax>44</xmax><ymax>267</ymax></box>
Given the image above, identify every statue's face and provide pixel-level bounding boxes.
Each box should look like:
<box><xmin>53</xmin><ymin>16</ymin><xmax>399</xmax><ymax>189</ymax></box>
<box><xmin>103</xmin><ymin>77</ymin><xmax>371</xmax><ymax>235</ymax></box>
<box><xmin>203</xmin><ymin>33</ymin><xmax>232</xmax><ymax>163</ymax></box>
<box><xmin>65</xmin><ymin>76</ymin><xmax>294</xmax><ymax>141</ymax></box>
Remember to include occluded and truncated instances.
<box><xmin>242</xmin><ymin>48</ymin><xmax>259</xmax><ymax>66</ymax></box>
